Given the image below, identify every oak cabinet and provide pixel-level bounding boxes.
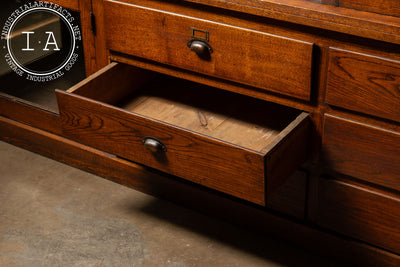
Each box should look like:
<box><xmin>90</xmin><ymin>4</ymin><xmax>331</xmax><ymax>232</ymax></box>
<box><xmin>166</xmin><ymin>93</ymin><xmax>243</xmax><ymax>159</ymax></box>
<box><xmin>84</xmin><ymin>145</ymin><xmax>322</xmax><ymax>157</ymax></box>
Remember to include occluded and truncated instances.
<box><xmin>2</xmin><ymin>0</ymin><xmax>400</xmax><ymax>265</ymax></box>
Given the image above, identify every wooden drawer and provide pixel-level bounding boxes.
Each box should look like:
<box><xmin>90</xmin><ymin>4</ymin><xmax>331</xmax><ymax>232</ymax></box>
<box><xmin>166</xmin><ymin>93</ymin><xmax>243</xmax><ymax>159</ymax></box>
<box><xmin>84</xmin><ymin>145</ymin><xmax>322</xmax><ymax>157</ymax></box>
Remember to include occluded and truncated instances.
<box><xmin>326</xmin><ymin>47</ymin><xmax>400</xmax><ymax>123</ymax></box>
<box><xmin>322</xmin><ymin>114</ymin><xmax>400</xmax><ymax>191</ymax></box>
<box><xmin>56</xmin><ymin>63</ymin><xmax>311</xmax><ymax>206</ymax></box>
<box><xmin>314</xmin><ymin>177</ymin><xmax>400</xmax><ymax>254</ymax></box>
<box><xmin>103</xmin><ymin>0</ymin><xmax>314</xmax><ymax>101</ymax></box>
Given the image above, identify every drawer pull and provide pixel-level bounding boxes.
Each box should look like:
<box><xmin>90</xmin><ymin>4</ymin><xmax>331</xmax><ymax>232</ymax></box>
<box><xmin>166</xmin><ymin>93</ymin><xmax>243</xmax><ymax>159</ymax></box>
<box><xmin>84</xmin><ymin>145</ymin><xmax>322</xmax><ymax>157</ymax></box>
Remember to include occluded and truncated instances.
<box><xmin>142</xmin><ymin>137</ymin><xmax>167</xmax><ymax>153</ymax></box>
<box><xmin>187</xmin><ymin>39</ymin><xmax>213</xmax><ymax>55</ymax></box>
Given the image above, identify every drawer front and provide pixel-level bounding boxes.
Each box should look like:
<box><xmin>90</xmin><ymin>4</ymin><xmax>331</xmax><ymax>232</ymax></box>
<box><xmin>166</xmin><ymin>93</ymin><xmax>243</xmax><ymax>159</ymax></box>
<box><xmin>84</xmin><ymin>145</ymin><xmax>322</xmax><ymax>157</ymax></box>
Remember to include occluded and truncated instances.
<box><xmin>103</xmin><ymin>1</ymin><xmax>314</xmax><ymax>101</ymax></box>
<box><xmin>58</xmin><ymin>91</ymin><xmax>266</xmax><ymax>204</ymax></box>
<box><xmin>326</xmin><ymin>47</ymin><xmax>400</xmax><ymax>123</ymax></box>
<box><xmin>314</xmin><ymin>177</ymin><xmax>400</xmax><ymax>254</ymax></box>
<box><xmin>322</xmin><ymin>114</ymin><xmax>400</xmax><ymax>191</ymax></box>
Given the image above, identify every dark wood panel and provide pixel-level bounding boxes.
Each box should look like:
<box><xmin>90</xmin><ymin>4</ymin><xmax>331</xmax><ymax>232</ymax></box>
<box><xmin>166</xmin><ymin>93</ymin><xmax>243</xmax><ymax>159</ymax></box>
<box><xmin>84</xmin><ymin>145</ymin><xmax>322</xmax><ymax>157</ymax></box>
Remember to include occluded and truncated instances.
<box><xmin>267</xmin><ymin>170</ymin><xmax>307</xmax><ymax>219</ymax></box>
<box><xmin>326</xmin><ymin>47</ymin><xmax>400</xmax><ymax>123</ymax></box>
<box><xmin>0</xmin><ymin>93</ymin><xmax>60</xmax><ymax>135</ymax></box>
<box><xmin>322</xmin><ymin>114</ymin><xmax>400</xmax><ymax>191</ymax></box>
<box><xmin>104</xmin><ymin>1</ymin><xmax>314</xmax><ymax>100</ymax></box>
<box><xmin>340</xmin><ymin>0</ymin><xmax>400</xmax><ymax>17</ymax></box>
<box><xmin>315</xmin><ymin>177</ymin><xmax>400</xmax><ymax>254</ymax></box>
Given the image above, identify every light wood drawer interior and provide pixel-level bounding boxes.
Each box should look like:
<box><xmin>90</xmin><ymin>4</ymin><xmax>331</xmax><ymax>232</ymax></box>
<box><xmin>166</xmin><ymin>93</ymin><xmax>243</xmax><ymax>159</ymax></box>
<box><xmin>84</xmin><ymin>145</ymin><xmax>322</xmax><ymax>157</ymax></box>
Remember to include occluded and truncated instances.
<box><xmin>326</xmin><ymin>47</ymin><xmax>400</xmax><ymax>123</ymax></box>
<box><xmin>56</xmin><ymin>62</ymin><xmax>311</xmax><ymax>206</ymax></box>
<box><xmin>103</xmin><ymin>0</ymin><xmax>314</xmax><ymax>101</ymax></box>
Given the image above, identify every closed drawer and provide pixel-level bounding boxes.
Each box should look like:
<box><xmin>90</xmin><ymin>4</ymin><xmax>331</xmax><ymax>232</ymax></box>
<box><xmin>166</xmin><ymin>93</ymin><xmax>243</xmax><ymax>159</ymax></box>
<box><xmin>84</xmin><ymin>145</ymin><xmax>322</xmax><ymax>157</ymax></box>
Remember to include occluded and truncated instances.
<box><xmin>322</xmin><ymin>114</ymin><xmax>400</xmax><ymax>191</ymax></box>
<box><xmin>103</xmin><ymin>1</ymin><xmax>314</xmax><ymax>101</ymax></box>
<box><xmin>326</xmin><ymin>47</ymin><xmax>400</xmax><ymax>123</ymax></box>
<box><xmin>56</xmin><ymin>63</ymin><xmax>311</xmax><ymax>206</ymax></box>
<box><xmin>314</xmin><ymin>177</ymin><xmax>400</xmax><ymax>254</ymax></box>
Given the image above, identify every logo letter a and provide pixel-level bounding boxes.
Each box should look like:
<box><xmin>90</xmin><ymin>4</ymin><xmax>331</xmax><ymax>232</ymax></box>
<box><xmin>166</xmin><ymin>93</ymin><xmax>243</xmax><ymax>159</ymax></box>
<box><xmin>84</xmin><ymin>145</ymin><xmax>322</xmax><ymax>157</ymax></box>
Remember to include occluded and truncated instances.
<box><xmin>43</xmin><ymin>31</ymin><xmax>60</xmax><ymax>51</ymax></box>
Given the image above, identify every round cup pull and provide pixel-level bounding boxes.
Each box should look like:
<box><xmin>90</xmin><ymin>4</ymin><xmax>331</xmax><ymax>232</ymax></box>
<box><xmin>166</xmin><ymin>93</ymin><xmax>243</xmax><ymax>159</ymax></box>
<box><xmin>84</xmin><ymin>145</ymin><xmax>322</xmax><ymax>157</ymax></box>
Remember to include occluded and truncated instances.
<box><xmin>142</xmin><ymin>137</ymin><xmax>167</xmax><ymax>153</ymax></box>
<box><xmin>187</xmin><ymin>39</ymin><xmax>213</xmax><ymax>55</ymax></box>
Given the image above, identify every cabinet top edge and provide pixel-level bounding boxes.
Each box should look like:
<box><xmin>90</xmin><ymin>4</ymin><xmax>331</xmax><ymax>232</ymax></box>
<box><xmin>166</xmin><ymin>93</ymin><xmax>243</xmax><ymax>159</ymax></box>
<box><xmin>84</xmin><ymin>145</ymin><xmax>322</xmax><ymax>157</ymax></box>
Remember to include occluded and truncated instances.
<box><xmin>182</xmin><ymin>0</ymin><xmax>400</xmax><ymax>45</ymax></box>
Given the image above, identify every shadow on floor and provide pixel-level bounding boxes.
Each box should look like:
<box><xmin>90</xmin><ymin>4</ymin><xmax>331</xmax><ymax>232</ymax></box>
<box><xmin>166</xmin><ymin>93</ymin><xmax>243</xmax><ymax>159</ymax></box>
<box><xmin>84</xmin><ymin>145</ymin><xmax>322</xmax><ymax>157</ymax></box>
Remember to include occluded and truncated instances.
<box><xmin>126</xmin><ymin>197</ymin><xmax>341</xmax><ymax>267</ymax></box>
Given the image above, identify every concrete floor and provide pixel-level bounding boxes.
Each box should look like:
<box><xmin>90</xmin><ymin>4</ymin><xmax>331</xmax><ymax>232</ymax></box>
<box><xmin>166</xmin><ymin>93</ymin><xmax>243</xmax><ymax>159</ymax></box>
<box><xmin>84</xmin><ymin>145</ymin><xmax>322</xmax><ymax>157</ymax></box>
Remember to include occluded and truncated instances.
<box><xmin>0</xmin><ymin>141</ymin><xmax>339</xmax><ymax>266</ymax></box>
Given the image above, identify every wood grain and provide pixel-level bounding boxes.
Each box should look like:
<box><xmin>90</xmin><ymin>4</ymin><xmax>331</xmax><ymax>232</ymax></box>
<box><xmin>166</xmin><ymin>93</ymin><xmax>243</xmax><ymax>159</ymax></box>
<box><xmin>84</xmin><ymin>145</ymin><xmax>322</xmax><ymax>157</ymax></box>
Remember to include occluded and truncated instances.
<box><xmin>91</xmin><ymin>0</ymin><xmax>111</xmax><ymax>73</ymax></box>
<box><xmin>0</xmin><ymin>93</ymin><xmax>60</xmax><ymax>135</ymax></box>
<box><xmin>326</xmin><ymin>47</ymin><xmax>400</xmax><ymax>123</ymax></box>
<box><xmin>340</xmin><ymin>0</ymin><xmax>400</xmax><ymax>17</ymax></box>
<box><xmin>182</xmin><ymin>0</ymin><xmax>400</xmax><ymax>44</ymax></box>
<box><xmin>322</xmin><ymin>114</ymin><xmax>400</xmax><ymax>191</ymax></box>
<box><xmin>315</xmin><ymin>177</ymin><xmax>400</xmax><ymax>254</ymax></box>
<box><xmin>104</xmin><ymin>1</ymin><xmax>314</xmax><ymax>100</ymax></box>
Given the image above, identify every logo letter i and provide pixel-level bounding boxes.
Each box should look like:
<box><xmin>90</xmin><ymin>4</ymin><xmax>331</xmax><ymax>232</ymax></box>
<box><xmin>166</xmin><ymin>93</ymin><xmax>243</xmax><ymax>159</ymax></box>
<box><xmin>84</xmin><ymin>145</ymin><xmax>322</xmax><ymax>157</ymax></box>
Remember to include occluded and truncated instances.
<box><xmin>22</xmin><ymin>31</ymin><xmax>34</xmax><ymax>51</ymax></box>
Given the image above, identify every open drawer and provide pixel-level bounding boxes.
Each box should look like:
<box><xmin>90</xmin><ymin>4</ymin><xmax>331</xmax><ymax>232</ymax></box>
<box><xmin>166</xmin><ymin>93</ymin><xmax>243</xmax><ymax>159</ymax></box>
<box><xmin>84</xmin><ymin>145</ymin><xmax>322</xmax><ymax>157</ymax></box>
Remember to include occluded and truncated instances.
<box><xmin>56</xmin><ymin>63</ymin><xmax>311</xmax><ymax>206</ymax></box>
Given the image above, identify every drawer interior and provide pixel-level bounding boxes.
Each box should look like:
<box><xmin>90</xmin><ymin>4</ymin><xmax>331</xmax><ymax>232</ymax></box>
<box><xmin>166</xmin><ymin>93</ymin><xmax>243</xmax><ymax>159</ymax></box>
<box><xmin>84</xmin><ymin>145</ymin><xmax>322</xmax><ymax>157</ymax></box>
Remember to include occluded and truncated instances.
<box><xmin>68</xmin><ymin>63</ymin><xmax>301</xmax><ymax>153</ymax></box>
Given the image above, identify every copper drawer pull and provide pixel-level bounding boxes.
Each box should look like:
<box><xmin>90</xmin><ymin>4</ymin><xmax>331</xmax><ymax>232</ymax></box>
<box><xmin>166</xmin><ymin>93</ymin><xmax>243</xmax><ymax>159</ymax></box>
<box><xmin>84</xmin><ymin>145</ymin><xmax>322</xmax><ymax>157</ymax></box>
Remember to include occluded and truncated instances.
<box><xmin>142</xmin><ymin>137</ymin><xmax>167</xmax><ymax>153</ymax></box>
